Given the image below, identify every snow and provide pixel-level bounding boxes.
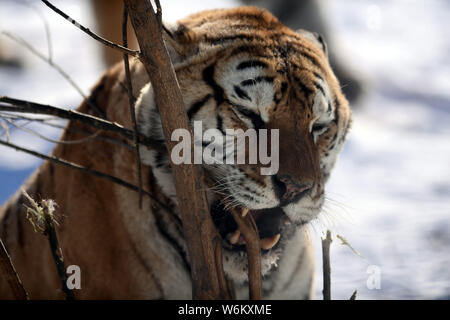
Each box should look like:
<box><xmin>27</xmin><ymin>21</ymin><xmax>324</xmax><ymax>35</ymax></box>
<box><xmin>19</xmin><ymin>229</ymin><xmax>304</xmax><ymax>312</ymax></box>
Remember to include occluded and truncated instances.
<box><xmin>0</xmin><ymin>0</ymin><xmax>448</xmax><ymax>299</ymax></box>
<box><xmin>311</xmin><ymin>0</ymin><xmax>450</xmax><ymax>299</ymax></box>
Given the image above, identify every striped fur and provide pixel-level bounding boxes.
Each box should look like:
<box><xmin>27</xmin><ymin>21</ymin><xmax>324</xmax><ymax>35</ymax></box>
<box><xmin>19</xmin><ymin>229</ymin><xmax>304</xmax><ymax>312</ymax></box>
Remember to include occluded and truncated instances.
<box><xmin>0</xmin><ymin>7</ymin><xmax>350</xmax><ymax>299</ymax></box>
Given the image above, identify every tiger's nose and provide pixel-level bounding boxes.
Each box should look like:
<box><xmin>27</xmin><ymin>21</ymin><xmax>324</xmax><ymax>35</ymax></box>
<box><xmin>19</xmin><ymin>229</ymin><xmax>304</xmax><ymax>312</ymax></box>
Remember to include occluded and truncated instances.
<box><xmin>272</xmin><ymin>175</ymin><xmax>313</xmax><ymax>204</ymax></box>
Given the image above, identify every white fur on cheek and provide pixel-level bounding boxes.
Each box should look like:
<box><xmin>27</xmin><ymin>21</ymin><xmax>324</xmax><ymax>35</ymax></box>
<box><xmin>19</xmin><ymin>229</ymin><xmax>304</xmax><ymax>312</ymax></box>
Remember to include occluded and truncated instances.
<box><xmin>218</xmin><ymin>56</ymin><xmax>275</xmax><ymax>123</ymax></box>
<box><xmin>135</xmin><ymin>83</ymin><xmax>178</xmax><ymax>204</ymax></box>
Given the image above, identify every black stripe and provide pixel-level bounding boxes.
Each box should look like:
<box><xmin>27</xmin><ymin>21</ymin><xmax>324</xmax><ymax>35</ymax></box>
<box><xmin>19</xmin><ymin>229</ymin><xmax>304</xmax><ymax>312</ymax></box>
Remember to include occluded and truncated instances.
<box><xmin>146</xmin><ymin>172</ymin><xmax>189</xmax><ymax>274</ymax></box>
<box><xmin>230</xmin><ymin>103</ymin><xmax>264</xmax><ymax>129</ymax></box>
<box><xmin>240</xmin><ymin>76</ymin><xmax>274</xmax><ymax>87</ymax></box>
<box><xmin>314</xmin><ymin>82</ymin><xmax>325</xmax><ymax>96</ymax></box>
<box><xmin>202</xmin><ymin>65</ymin><xmax>225</xmax><ymax>106</ymax></box>
<box><xmin>155</xmin><ymin>152</ymin><xmax>169</xmax><ymax>169</ymax></box>
<box><xmin>313</xmin><ymin>71</ymin><xmax>324</xmax><ymax>82</ymax></box>
<box><xmin>289</xmin><ymin>63</ymin><xmax>319</xmax><ymax>77</ymax></box>
<box><xmin>216</xmin><ymin>114</ymin><xmax>225</xmax><ymax>135</ymax></box>
<box><xmin>333</xmin><ymin>97</ymin><xmax>340</xmax><ymax>125</ymax></box>
<box><xmin>289</xmin><ymin>45</ymin><xmax>325</xmax><ymax>69</ymax></box>
<box><xmin>128</xmin><ymin>237</ymin><xmax>165</xmax><ymax>297</ymax></box>
<box><xmin>300</xmin><ymin>52</ymin><xmax>324</xmax><ymax>70</ymax></box>
<box><xmin>187</xmin><ymin>94</ymin><xmax>212</xmax><ymax>119</ymax></box>
<box><xmin>230</xmin><ymin>45</ymin><xmax>275</xmax><ymax>59</ymax></box>
<box><xmin>153</xmin><ymin>207</ymin><xmax>191</xmax><ymax>273</ymax></box>
<box><xmin>294</xmin><ymin>77</ymin><xmax>314</xmax><ymax>98</ymax></box>
<box><xmin>236</xmin><ymin>60</ymin><xmax>268</xmax><ymax>70</ymax></box>
<box><xmin>330</xmin><ymin>97</ymin><xmax>341</xmax><ymax>145</ymax></box>
<box><xmin>233</xmin><ymin>86</ymin><xmax>251</xmax><ymax>101</ymax></box>
<box><xmin>205</xmin><ymin>34</ymin><xmax>263</xmax><ymax>46</ymax></box>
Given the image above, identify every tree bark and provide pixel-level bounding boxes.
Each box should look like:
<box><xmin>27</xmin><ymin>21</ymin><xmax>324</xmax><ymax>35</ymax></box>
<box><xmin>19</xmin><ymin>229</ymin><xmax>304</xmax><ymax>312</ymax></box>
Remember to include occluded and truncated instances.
<box><xmin>124</xmin><ymin>0</ymin><xmax>229</xmax><ymax>299</ymax></box>
<box><xmin>322</xmin><ymin>230</ymin><xmax>332</xmax><ymax>300</ymax></box>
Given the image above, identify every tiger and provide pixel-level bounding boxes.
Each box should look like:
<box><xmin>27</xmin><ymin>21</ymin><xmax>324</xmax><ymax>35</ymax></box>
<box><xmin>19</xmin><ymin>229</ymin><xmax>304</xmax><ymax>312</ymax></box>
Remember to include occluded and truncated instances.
<box><xmin>0</xmin><ymin>6</ymin><xmax>351</xmax><ymax>299</ymax></box>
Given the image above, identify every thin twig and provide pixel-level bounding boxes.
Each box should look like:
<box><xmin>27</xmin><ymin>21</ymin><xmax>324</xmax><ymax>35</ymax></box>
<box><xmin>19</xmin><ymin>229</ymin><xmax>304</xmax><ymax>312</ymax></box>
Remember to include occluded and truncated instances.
<box><xmin>1</xmin><ymin>31</ymin><xmax>104</xmax><ymax>118</ymax></box>
<box><xmin>15</xmin><ymin>0</ymin><xmax>53</xmax><ymax>61</ymax></box>
<box><xmin>22</xmin><ymin>190</ymin><xmax>74</xmax><ymax>300</ymax></box>
<box><xmin>3</xmin><ymin>117</ymin><xmax>101</xmax><ymax>145</ymax></box>
<box><xmin>0</xmin><ymin>96</ymin><xmax>165</xmax><ymax>152</ymax></box>
<box><xmin>336</xmin><ymin>234</ymin><xmax>363</xmax><ymax>259</ymax></box>
<box><xmin>0</xmin><ymin>139</ymin><xmax>174</xmax><ymax>216</ymax></box>
<box><xmin>0</xmin><ymin>120</ymin><xmax>10</xmax><ymax>142</ymax></box>
<box><xmin>43</xmin><ymin>202</ymin><xmax>74</xmax><ymax>299</ymax></box>
<box><xmin>122</xmin><ymin>3</ymin><xmax>143</xmax><ymax>209</ymax></box>
<box><xmin>40</xmin><ymin>0</ymin><xmax>139</xmax><ymax>58</ymax></box>
<box><xmin>0</xmin><ymin>238</ymin><xmax>29</xmax><ymax>300</ymax></box>
<box><xmin>322</xmin><ymin>230</ymin><xmax>332</xmax><ymax>300</ymax></box>
<box><xmin>0</xmin><ymin>113</ymin><xmax>133</xmax><ymax>150</ymax></box>
<box><xmin>155</xmin><ymin>0</ymin><xmax>163</xmax><ymax>27</ymax></box>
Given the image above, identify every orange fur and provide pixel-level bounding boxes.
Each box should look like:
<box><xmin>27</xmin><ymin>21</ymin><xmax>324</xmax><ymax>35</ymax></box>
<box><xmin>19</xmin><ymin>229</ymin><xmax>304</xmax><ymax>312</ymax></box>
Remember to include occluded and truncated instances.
<box><xmin>0</xmin><ymin>7</ymin><xmax>351</xmax><ymax>299</ymax></box>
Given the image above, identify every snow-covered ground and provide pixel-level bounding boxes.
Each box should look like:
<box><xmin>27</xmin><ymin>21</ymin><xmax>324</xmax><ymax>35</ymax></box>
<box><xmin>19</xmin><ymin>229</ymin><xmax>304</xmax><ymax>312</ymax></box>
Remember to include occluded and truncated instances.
<box><xmin>0</xmin><ymin>0</ymin><xmax>448</xmax><ymax>299</ymax></box>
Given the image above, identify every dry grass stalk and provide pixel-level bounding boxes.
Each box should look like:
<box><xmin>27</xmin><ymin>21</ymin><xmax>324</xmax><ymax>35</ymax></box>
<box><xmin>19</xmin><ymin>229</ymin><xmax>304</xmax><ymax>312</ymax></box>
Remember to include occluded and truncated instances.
<box><xmin>22</xmin><ymin>189</ymin><xmax>74</xmax><ymax>300</ymax></box>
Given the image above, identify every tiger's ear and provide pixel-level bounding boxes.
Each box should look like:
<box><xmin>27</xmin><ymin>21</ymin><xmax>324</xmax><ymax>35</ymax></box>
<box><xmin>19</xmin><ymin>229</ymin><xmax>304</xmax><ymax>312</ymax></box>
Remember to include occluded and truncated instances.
<box><xmin>162</xmin><ymin>21</ymin><xmax>199</xmax><ymax>64</ymax></box>
<box><xmin>296</xmin><ymin>29</ymin><xmax>328</xmax><ymax>57</ymax></box>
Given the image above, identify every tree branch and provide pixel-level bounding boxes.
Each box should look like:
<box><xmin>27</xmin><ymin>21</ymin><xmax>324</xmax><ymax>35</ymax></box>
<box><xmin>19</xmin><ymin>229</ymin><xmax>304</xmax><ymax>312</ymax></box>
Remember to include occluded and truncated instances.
<box><xmin>22</xmin><ymin>190</ymin><xmax>74</xmax><ymax>300</ymax></box>
<box><xmin>124</xmin><ymin>0</ymin><xmax>228</xmax><ymax>299</ymax></box>
<box><xmin>0</xmin><ymin>139</ymin><xmax>174</xmax><ymax>216</ymax></box>
<box><xmin>0</xmin><ymin>96</ymin><xmax>165</xmax><ymax>152</ymax></box>
<box><xmin>1</xmin><ymin>31</ymin><xmax>105</xmax><ymax>118</ymax></box>
<box><xmin>231</xmin><ymin>209</ymin><xmax>262</xmax><ymax>300</ymax></box>
<box><xmin>322</xmin><ymin>230</ymin><xmax>332</xmax><ymax>300</ymax></box>
<box><xmin>40</xmin><ymin>0</ymin><xmax>139</xmax><ymax>58</ymax></box>
<box><xmin>122</xmin><ymin>3</ymin><xmax>143</xmax><ymax>209</ymax></box>
<box><xmin>0</xmin><ymin>113</ymin><xmax>133</xmax><ymax>150</ymax></box>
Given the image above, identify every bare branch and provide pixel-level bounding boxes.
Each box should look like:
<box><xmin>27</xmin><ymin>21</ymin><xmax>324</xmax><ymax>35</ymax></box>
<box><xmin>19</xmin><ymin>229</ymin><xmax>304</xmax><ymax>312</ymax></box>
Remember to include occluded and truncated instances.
<box><xmin>155</xmin><ymin>0</ymin><xmax>163</xmax><ymax>26</ymax></box>
<box><xmin>1</xmin><ymin>31</ymin><xmax>104</xmax><ymax>118</ymax></box>
<box><xmin>0</xmin><ymin>114</ymin><xmax>133</xmax><ymax>150</ymax></box>
<box><xmin>0</xmin><ymin>238</ymin><xmax>29</xmax><ymax>300</ymax></box>
<box><xmin>336</xmin><ymin>234</ymin><xmax>363</xmax><ymax>259</ymax></box>
<box><xmin>0</xmin><ymin>139</ymin><xmax>174</xmax><ymax>216</ymax></box>
<box><xmin>0</xmin><ymin>120</ymin><xmax>10</xmax><ymax>142</ymax></box>
<box><xmin>122</xmin><ymin>3</ymin><xmax>143</xmax><ymax>209</ymax></box>
<box><xmin>322</xmin><ymin>230</ymin><xmax>332</xmax><ymax>300</ymax></box>
<box><xmin>125</xmin><ymin>0</ymin><xmax>227</xmax><ymax>299</ymax></box>
<box><xmin>22</xmin><ymin>190</ymin><xmax>74</xmax><ymax>300</ymax></box>
<box><xmin>15</xmin><ymin>0</ymin><xmax>53</xmax><ymax>61</ymax></box>
<box><xmin>40</xmin><ymin>0</ymin><xmax>139</xmax><ymax>58</ymax></box>
<box><xmin>3</xmin><ymin>117</ymin><xmax>101</xmax><ymax>145</ymax></box>
<box><xmin>231</xmin><ymin>209</ymin><xmax>262</xmax><ymax>300</ymax></box>
<box><xmin>0</xmin><ymin>96</ymin><xmax>165</xmax><ymax>152</ymax></box>
<box><xmin>214</xmin><ymin>241</ymin><xmax>232</xmax><ymax>299</ymax></box>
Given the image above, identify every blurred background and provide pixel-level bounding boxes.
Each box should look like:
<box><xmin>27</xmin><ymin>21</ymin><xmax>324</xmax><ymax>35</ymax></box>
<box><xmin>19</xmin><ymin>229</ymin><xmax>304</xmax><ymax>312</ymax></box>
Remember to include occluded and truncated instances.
<box><xmin>0</xmin><ymin>0</ymin><xmax>449</xmax><ymax>299</ymax></box>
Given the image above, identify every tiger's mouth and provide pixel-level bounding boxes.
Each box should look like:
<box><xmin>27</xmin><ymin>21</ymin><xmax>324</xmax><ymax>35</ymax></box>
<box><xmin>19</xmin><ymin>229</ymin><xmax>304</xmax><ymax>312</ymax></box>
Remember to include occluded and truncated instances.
<box><xmin>210</xmin><ymin>201</ymin><xmax>292</xmax><ymax>252</ymax></box>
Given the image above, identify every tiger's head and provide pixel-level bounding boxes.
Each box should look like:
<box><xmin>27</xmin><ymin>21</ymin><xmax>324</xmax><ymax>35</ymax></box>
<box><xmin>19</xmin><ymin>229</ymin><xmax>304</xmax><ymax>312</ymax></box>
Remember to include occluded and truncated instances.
<box><xmin>136</xmin><ymin>7</ymin><xmax>351</xmax><ymax>282</ymax></box>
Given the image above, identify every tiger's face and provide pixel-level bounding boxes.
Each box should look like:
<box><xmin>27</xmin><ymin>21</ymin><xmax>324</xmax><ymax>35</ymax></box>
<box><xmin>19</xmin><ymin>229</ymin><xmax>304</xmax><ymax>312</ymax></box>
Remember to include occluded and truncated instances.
<box><xmin>136</xmin><ymin>7</ymin><xmax>351</xmax><ymax>282</ymax></box>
